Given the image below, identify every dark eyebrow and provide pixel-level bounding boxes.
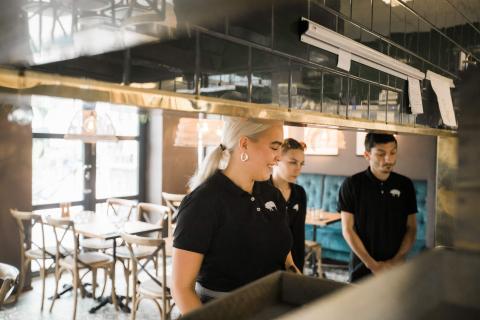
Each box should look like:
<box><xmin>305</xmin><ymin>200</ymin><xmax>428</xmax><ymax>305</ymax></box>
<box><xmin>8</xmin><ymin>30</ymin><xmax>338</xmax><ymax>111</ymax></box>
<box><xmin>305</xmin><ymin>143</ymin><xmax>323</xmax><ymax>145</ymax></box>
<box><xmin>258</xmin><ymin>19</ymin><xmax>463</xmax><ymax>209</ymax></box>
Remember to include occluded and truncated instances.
<box><xmin>376</xmin><ymin>146</ymin><xmax>397</xmax><ymax>152</ymax></box>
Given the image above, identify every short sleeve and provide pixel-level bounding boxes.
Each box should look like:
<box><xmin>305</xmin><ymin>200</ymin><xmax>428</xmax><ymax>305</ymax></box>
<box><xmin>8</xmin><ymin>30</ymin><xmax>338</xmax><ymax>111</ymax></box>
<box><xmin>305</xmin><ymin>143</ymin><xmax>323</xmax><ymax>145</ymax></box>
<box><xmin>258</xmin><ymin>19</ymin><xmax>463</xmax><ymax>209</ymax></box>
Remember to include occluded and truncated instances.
<box><xmin>299</xmin><ymin>186</ymin><xmax>307</xmax><ymax>209</ymax></box>
<box><xmin>338</xmin><ymin>177</ymin><xmax>355</xmax><ymax>214</ymax></box>
<box><xmin>173</xmin><ymin>190</ymin><xmax>218</xmax><ymax>254</ymax></box>
<box><xmin>405</xmin><ymin>179</ymin><xmax>418</xmax><ymax>216</ymax></box>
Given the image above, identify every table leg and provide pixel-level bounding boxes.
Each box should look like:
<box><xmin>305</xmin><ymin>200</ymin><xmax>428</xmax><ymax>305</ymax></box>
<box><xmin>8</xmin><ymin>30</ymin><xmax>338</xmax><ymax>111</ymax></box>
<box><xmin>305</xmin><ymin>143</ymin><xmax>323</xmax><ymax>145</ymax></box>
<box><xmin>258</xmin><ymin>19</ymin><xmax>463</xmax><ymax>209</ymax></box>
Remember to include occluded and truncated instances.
<box><xmin>88</xmin><ymin>239</ymin><xmax>131</xmax><ymax>314</ymax></box>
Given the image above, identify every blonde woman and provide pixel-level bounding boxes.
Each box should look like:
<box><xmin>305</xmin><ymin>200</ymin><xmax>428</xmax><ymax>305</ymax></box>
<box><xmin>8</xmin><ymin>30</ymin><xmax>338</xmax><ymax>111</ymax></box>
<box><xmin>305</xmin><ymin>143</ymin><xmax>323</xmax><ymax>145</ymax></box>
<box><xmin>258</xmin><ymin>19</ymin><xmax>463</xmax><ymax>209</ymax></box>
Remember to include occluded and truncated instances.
<box><xmin>271</xmin><ymin>138</ymin><xmax>307</xmax><ymax>272</ymax></box>
<box><xmin>172</xmin><ymin>117</ymin><xmax>298</xmax><ymax>315</ymax></box>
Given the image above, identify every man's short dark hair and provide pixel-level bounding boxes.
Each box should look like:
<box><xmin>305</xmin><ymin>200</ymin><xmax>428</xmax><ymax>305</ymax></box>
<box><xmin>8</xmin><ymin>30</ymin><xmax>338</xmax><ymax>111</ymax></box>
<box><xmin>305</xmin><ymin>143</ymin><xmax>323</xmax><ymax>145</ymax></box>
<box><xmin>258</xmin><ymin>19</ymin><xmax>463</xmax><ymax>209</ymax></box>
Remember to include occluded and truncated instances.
<box><xmin>364</xmin><ymin>133</ymin><xmax>397</xmax><ymax>152</ymax></box>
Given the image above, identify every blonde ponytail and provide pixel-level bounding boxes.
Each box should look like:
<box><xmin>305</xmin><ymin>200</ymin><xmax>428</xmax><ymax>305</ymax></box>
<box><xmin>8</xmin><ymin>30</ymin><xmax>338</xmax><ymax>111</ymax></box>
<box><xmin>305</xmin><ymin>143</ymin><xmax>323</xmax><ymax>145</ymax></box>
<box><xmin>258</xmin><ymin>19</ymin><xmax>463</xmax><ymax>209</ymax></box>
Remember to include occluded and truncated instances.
<box><xmin>188</xmin><ymin>116</ymin><xmax>277</xmax><ymax>191</ymax></box>
<box><xmin>188</xmin><ymin>145</ymin><xmax>225</xmax><ymax>191</ymax></box>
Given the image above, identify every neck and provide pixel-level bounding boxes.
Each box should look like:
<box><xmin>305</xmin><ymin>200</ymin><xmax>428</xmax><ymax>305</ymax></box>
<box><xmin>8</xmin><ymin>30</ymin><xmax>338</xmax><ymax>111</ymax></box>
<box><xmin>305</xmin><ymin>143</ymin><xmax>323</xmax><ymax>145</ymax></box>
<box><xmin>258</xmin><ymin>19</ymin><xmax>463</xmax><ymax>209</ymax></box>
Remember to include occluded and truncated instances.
<box><xmin>272</xmin><ymin>172</ymin><xmax>291</xmax><ymax>201</ymax></box>
<box><xmin>272</xmin><ymin>173</ymin><xmax>290</xmax><ymax>191</ymax></box>
<box><xmin>223</xmin><ymin>165</ymin><xmax>255</xmax><ymax>194</ymax></box>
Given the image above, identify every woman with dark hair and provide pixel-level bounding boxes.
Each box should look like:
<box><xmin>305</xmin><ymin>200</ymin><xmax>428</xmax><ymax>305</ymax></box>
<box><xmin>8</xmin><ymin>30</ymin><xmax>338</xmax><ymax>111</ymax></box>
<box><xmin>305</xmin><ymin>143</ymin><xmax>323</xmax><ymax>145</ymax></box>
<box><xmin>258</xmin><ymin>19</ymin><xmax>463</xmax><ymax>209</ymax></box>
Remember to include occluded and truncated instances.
<box><xmin>172</xmin><ymin>117</ymin><xmax>299</xmax><ymax>316</ymax></box>
<box><xmin>271</xmin><ymin>138</ymin><xmax>307</xmax><ymax>272</ymax></box>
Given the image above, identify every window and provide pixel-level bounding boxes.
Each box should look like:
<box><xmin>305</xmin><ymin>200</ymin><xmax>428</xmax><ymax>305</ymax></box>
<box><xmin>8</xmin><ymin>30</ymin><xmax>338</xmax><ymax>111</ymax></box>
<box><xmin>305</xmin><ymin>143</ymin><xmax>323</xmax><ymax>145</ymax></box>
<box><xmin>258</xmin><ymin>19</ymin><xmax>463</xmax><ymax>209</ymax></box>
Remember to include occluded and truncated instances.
<box><xmin>31</xmin><ymin>96</ymin><xmax>144</xmax><ymax>271</ymax></box>
<box><xmin>32</xmin><ymin>138</ymin><xmax>84</xmax><ymax>205</ymax></box>
<box><xmin>96</xmin><ymin>140</ymin><xmax>139</xmax><ymax>199</ymax></box>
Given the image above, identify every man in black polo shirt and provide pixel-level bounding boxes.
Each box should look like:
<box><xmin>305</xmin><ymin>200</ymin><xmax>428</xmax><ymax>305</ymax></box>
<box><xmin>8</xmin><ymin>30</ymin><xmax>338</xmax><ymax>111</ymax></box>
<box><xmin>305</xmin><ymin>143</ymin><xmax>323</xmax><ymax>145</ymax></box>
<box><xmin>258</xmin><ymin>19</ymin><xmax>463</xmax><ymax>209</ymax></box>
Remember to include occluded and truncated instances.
<box><xmin>339</xmin><ymin>133</ymin><xmax>417</xmax><ymax>282</ymax></box>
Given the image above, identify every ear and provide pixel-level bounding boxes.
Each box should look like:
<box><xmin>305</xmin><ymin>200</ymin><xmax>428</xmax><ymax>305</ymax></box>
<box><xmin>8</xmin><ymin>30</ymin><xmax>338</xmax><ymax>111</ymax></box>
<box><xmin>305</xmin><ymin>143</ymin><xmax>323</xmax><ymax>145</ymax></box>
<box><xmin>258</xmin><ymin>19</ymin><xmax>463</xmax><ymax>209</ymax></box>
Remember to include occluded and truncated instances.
<box><xmin>238</xmin><ymin>136</ymin><xmax>249</xmax><ymax>151</ymax></box>
<box><xmin>363</xmin><ymin>150</ymin><xmax>371</xmax><ymax>161</ymax></box>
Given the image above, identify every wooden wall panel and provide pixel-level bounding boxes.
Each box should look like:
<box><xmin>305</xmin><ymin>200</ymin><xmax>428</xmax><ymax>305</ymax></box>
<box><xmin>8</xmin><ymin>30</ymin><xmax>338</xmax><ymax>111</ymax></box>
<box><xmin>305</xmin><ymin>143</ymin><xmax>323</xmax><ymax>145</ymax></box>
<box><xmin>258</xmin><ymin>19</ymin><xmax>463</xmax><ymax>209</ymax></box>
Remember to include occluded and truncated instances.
<box><xmin>0</xmin><ymin>106</ymin><xmax>32</xmax><ymax>289</ymax></box>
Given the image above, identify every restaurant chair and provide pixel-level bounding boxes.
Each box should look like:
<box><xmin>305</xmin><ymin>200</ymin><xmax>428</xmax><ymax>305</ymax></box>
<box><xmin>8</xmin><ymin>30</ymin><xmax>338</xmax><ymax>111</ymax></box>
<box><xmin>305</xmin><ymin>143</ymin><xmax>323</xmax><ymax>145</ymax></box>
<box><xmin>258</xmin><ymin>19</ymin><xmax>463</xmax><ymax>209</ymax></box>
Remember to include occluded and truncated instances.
<box><xmin>161</xmin><ymin>192</ymin><xmax>185</xmax><ymax>257</ymax></box>
<box><xmin>304</xmin><ymin>240</ymin><xmax>323</xmax><ymax>278</ymax></box>
<box><xmin>161</xmin><ymin>192</ymin><xmax>185</xmax><ymax>231</ymax></box>
<box><xmin>114</xmin><ymin>203</ymin><xmax>171</xmax><ymax>307</ymax></box>
<box><xmin>47</xmin><ymin>216</ymin><xmax>115</xmax><ymax>320</ymax></box>
<box><xmin>106</xmin><ymin>198</ymin><xmax>136</xmax><ymax>219</ymax></box>
<box><xmin>10</xmin><ymin>209</ymin><xmax>57</xmax><ymax>310</ymax></box>
<box><xmin>81</xmin><ymin>198</ymin><xmax>136</xmax><ymax>250</ymax></box>
<box><xmin>121</xmin><ymin>232</ymin><xmax>173</xmax><ymax>320</ymax></box>
<box><xmin>81</xmin><ymin>198</ymin><xmax>136</xmax><ymax>297</ymax></box>
<box><xmin>0</xmin><ymin>262</ymin><xmax>19</xmax><ymax>310</ymax></box>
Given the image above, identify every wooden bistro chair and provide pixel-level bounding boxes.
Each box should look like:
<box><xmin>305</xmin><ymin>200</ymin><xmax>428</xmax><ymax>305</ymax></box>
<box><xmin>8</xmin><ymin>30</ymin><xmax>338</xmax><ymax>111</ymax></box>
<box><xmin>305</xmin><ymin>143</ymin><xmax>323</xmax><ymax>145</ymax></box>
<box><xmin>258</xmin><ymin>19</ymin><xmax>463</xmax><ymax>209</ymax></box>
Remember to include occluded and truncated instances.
<box><xmin>161</xmin><ymin>192</ymin><xmax>185</xmax><ymax>232</ymax></box>
<box><xmin>80</xmin><ymin>198</ymin><xmax>136</xmax><ymax>298</ymax></box>
<box><xmin>0</xmin><ymin>262</ymin><xmax>19</xmax><ymax>310</ymax></box>
<box><xmin>10</xmin><ymin>209</ymin><xmax>57</xmax><ymax>310</ymax></box>
<box><xmin>114</xmin><ymin>203</ymin><xmax>171</xmax><ymax>307</ymax></box>
<box><xmin>161</xmin><ymin>192</ymin><xmax>185</xmax><ymax>256</ymax></box>
<box><xmin>47</xmin><ymin>216</ymin><xmax>115</xmax><ymax>320</ymax></box>
<box><xmin>81</xmin><ymin>198</ymin><xmax>136</xmax><ymax>251</ymax></box>
<box><xmin>121</xmin><ymin>233</ymin><xmax>173</xmax><ymax>320</ymax></box>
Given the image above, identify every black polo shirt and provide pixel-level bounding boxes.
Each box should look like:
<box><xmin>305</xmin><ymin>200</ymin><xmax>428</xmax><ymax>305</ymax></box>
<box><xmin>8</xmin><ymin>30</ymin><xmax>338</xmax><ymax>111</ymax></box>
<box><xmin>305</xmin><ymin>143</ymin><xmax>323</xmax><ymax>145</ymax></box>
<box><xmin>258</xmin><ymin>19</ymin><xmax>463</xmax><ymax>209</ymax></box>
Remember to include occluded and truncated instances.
<box><xmin>338</xmin><ymin>167</ymin><xmax>417</xmax><ymax>277</ymax></box>
<box><xmin>285</xmin><ymin>183</ymin><xmax>307</xmax><ymax>271</ymax></box>
<box><xmin>173</xmin><ymin>171</ymin><xmax>292</xmax><ymax>292</ymax></box>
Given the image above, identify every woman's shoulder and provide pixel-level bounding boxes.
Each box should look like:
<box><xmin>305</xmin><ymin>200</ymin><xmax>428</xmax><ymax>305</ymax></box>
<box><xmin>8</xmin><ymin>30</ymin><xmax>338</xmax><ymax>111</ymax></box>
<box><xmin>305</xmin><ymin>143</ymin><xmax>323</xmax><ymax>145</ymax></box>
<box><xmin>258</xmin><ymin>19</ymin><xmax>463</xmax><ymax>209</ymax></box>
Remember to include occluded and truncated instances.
<box><xmin>291</xmin><ymin>182</ymin><xmax>306</xmax><ymax>192</ymax></box>
<box><xmin>291</xmin><ymin>182</ymin><xmax>307</xmax><ymax>197</ymax></box>
<box><xmin>191</xmin><ymin>171</ymin><xmax>225</xmax><ymax>193</ymax></box>
<box><xmin>180</xmin><ymin>174</ymin><xmax>223</xmax><ymax>210</ymax></box>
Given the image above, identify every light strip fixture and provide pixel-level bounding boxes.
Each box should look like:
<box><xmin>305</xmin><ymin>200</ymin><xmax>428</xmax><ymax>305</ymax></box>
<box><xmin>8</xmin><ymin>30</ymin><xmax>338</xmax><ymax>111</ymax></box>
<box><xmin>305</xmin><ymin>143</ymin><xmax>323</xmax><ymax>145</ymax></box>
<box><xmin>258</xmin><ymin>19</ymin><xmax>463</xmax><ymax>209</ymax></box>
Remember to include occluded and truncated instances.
<box><xmin>300</xmin><ymin>17</ymin><xmax>425</xmax><ymax>81</ymax></box>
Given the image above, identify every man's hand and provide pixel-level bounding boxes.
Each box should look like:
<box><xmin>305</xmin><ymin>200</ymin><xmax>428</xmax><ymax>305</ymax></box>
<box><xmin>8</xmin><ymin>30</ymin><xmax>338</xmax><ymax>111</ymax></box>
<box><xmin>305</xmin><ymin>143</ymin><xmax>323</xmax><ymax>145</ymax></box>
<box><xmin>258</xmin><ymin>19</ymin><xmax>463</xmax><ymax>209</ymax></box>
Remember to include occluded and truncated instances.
<box><xmin>389</xmin><ymin>255</ymin><xmax>406</xmax><ymax>265</ymax></box>
<box><xmin>285</xmin><ymin>251</ymin><xmax>302</xmax><ymax>274</ymax></box>
<box><xmin>383</xmin><ymin>256</ymin><xmax>405</xmax><ymax>269</ymax></box>
<box><xmin>367</xmin><ymin>261</ymin><xmax>389</xmax><ymax>274</ymax></box>
<box><xmin>369</xmin><ymin>258</ymin><xmax>404</xmax><ymax>274</ymax></box>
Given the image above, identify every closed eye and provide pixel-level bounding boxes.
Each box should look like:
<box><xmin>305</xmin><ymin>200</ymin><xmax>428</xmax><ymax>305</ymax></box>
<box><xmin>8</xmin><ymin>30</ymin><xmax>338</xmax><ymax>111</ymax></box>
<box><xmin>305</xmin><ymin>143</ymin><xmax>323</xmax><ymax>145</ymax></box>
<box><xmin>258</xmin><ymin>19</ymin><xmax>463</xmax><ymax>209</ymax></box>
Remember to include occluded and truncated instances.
<box><xmin>270</xmin><ymin>141</ymin><xmax>282</xmax><ymax>151</ymax></box>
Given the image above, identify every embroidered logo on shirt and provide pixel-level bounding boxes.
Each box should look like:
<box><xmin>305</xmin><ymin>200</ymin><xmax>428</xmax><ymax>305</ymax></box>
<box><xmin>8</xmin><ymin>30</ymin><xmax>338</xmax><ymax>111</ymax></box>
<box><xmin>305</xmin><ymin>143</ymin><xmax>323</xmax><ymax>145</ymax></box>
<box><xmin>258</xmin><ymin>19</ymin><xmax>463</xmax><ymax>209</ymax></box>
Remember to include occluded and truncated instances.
<box><xmin>292</xmin><ymin>204</ymin><xmax>299</xmax><ymax>211</ymax></box>
<box><xmin>265</xmin><ymin>201</ymin><xmax>277</xmax><ymax>212</ymax></box>
<box><xmin>390</xmin><ymin>189</ymin><xmax>401</xmax><ymax>197</ymax></box>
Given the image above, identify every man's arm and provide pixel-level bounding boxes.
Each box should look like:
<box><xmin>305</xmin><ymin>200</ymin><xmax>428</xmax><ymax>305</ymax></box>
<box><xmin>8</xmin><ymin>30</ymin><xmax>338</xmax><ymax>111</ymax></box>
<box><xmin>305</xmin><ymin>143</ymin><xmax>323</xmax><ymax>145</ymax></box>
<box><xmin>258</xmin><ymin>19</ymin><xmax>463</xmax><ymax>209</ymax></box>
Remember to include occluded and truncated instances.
<box><xmin>341</xmin><ymin>211</ymin><xmax>386</xmax><ymax>274</ymax></box>
<box><xmin>389</xmin><ymin>214</ymin><xmax>417</xmax><ymax>264</ymax></box>
<box><xmin>285</xmin><ymin>251</ymin><xmax>301</xmax><ymax>274</ymax></box>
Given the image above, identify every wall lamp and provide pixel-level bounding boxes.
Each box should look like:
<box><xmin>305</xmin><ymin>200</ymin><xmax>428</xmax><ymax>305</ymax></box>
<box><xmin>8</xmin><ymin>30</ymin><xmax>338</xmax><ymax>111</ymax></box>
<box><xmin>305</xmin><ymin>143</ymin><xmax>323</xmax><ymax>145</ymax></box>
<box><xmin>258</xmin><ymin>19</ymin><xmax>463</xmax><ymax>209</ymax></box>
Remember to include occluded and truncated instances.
<box><xmin>300</xmin><ymin>18</ymin><xmax>425</xmax><ymax>81</ymax></box>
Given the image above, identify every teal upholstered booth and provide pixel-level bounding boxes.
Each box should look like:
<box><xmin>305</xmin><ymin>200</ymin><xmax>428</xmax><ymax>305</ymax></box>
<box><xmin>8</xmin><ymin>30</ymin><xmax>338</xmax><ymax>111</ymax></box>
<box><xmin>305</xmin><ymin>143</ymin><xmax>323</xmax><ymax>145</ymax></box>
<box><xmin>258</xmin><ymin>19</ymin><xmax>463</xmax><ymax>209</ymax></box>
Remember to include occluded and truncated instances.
<box><xmin>297</xmin><ymin>173</ymin><xmax>428</xmax><ymax>263</ymax></box>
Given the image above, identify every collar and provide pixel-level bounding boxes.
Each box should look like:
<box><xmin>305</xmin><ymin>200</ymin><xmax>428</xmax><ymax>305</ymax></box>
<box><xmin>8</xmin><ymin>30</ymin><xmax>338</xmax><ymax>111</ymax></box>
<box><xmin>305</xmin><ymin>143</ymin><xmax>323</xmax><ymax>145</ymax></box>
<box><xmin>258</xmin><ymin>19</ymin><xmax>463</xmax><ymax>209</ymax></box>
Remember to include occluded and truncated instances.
<box><xmin>269</xmin><ymin>175</ymin><xmax>297</xmax><ymax>203</ymax></box>
<box><xmin>213</xmin><ymin>170</ymin><xmax>255</xmax><ymax>197</ymax></box>
<box><xmin>269</xmin><ymin>175</ymin><xmax>293</xmax><ymax>191</ymax></box>
<box><xmin>365</xmin><ymin>167</ymin><xmax>391</xmax><ymax>185</ymax></box>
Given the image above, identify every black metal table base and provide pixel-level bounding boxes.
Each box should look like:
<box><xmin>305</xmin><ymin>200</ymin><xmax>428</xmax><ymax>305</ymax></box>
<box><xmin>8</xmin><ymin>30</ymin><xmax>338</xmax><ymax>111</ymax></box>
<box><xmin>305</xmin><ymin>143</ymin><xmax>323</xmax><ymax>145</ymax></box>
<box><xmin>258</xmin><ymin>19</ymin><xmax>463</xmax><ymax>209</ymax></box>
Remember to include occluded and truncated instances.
<box><xmin>48</xmin><ymin>283</ymin><xmax>131</xmax><ymax>314</ymax></box>
<box><xmin>89</xmin><ymin>294</ymin><xmax>131</xmax><ymax>313</ymax></box>
<box><xmin>48</xmin><ymin>283</ymin><xmax>93</xmax><ymax>300</ymax></box>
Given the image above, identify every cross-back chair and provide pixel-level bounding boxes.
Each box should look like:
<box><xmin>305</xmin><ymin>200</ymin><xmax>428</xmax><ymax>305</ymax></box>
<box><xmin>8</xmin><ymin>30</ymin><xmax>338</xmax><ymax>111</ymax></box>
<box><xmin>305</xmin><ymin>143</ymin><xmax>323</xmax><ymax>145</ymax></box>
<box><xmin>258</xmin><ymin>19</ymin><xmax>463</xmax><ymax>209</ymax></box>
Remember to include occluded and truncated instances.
<box><xmin>10</xmin><ymin>209</ymin><xmax>56</xmax><ymax>310</ymax></box>
<box><xmin>81</xmin><ymin>198</ymin><xmax>136</xmax><ymax>250</ymax></box>
<box><xmin>0</xmin><ymin>262</ymin><xmax>19</xmax><ymax>310</ymax></box>
<box><xmin>80</xmin><ymin>198</ymin><xmax>137</xmax><ymax>297</ymax></box>
<box><xmin>47</xmin><ymin>216</ymin><xmax>115</xmax><ymax>320</ymax></box>
<box><xmin>161</xmin><ymin>192</ymin><xmax>185</xmax><ymax>233</ymax></box>
<box><xmin>161</xmin><ymin>193</ymin><xmax>185</xmax><ymax>257</ymax></box>
<box><xmin>114</xmin><ymin>203</ymin><xmax>171</xmax><ymax>307</ymax></box>
<box><xmin>121</xmin><ymin>233</ymin><xmax>173</xmax><ymax>320</ymax></box>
